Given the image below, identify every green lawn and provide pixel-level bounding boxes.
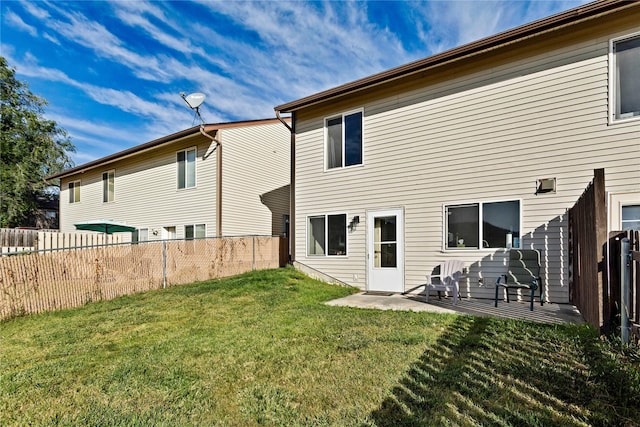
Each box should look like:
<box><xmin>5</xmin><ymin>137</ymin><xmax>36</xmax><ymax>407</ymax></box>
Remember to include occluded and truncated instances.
<box><xmin>1</xmin><ymin>267</ymin><xmax>639</xmax><ymax>426</ymax></box>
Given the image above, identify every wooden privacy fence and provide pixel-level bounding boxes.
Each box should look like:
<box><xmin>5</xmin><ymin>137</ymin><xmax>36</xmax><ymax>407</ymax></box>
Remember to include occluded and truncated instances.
<box><xmin>568</xmin><ymin>169</ymin><xmax>608</xmax><ymax>332</ymax></box>
<box><xmin>0</xmin><ymin>236</ymin><xmax>283</xmax><ymax>320</ymax></box>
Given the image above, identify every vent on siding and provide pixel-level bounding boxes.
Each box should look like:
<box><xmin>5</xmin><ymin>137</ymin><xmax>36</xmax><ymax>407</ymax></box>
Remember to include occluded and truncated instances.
<box><xmin>536</xmin><ymin>178</ymin><xmax>556</xmax><ymax>194</ymax></box>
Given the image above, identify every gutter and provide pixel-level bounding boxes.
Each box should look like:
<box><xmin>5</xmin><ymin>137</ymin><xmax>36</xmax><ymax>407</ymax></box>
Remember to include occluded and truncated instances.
<box><xmin>275</xmin><ymin>110</ymin><xmax>295</xmax><ymax>264</ymax></box>
<box><xmin>199</xmin><ymin>126</ymin><xmax>223</xmax><ymax>238</ymax></box>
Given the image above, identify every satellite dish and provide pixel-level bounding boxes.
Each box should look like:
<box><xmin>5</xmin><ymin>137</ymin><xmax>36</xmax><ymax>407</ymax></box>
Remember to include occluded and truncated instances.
<box><xmin>184</xmin><ymin>93</ymin><xmax>206</xmax><ymax>109</ymax></box>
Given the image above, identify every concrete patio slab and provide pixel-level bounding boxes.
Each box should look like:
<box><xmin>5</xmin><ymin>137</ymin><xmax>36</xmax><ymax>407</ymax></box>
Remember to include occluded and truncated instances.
<box><xmin>326</xmin><ymin>292</ymin><xmax>585</xmax><ymax>325</ymax></box>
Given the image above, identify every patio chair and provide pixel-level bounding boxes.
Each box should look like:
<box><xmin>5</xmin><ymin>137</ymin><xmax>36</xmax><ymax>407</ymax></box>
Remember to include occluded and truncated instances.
<box><xmin>495</xmin><ymin>249</ymin><xmax>544</xmax><ymax>311</ymax></box>
<box><xmin>424</xmin><ymin>260</ymin><xmax>465</xmax><ymax>305</ymax></box>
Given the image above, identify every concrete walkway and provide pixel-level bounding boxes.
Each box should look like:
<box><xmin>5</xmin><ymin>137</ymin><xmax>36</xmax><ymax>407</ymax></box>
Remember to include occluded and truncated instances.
<box><xmin>326</xmin><ymin>292</ymin><xmax>585</xmax><ymax>325</ymax></box>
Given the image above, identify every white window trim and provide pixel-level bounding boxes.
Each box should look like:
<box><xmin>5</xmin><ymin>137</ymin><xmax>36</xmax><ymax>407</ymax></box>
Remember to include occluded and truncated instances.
<box><xmin>609</xmin><ymin>192</ymin><xmax>640</xmax><ymax>232</ymax></box>
<box><xmin>305</xmin><ymin>212</ymin><xmax>349</xmax><ymax>257</ymax></box>
<box><xmin>68</xmin><ymin>180</ymin><xmax>81</xmax><ymax>204</ymax></box>
<box><xmin>176</xmin><ymin>146</ymin><xmax>198</xmax><ymax>190</ymax></box>
<box><xmin>323</xmin><ymin>108</ymin><xmax>364</xmax><ymax>172</ymax></box>
<box><xmin>442</xmin><ymin>198</ymin><xmax>523</xmax><ymax>252</ymax></box>
<box><xmin>102</xmin><ymin>170</ymin><xmax>115</xmax><ymax>203</ymax></box>
<box><xmin>609</xmin><ymin>31</ymin><xmax>640</xmax><ymax>125</ymax></box>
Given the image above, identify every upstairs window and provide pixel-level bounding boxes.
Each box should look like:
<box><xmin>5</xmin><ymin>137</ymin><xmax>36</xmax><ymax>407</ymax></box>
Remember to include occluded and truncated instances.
<box><xmin>445</xmin><ymin>200</ymin><xmax>521</xmax><ymax>249</ymax></box>
<box><xmin>102</xmin><ymin>170</ymin><xmax>114</xmax><ymax>203</ymax></box>
<box><xmin>68</xmin><ymin>180</ymin><xmax>80</xmax><ymax>203</ymax></box>
<box><xmin>612</xmin><ymin>33</ymin><xmax>640</xmax><ymax>121</ymax></box>
<box><xmin>177</xmin><ymin>147</ymin><xmax>196</xmax><ymax>189</ymax></box>
<box><xmin>326</xmin><ymin>110</ymin><xmax>362</xmax><ymax>169</ymax></box>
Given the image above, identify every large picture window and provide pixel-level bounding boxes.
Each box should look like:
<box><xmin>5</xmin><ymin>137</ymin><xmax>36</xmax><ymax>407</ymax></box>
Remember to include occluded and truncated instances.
<box><xmin>612</xmin><ymin>33</ymin><xmax>640</xmax><ymax>121</ymax></box>
<box><xmin>102</xmin><ymin>170</ymin><xmax>114</xmax><ymax>203</ymax></box>
<box><xmin>307</xmin><ymin>214</ymin><xmax>347</xmax><ymax>256</ymax></box>
<box><xmin>177</xmin><ymin>148</ymin><xmax>196</xmax><ymax>189</ymax></box>
<box><xmin>445</xmin><ymin>200</ymin><xmax>520</xmax><ymax>249</ymax></box>
<box><xmin>68</xmin><ymin>180</ymin><xmax>80</xmax><ymax>203</ymax></box>
<box><xmin>326</xmin><ymin>110</ymin><xmax>362</xmax><ymax>169</ymax></box>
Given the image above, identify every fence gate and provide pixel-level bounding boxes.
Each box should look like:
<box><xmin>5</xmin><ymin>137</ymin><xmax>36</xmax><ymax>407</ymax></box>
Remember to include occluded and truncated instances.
<box><xmin>568</xmin><ymin>169</ymin><xmax>609</xmax><ymax>333</ymax></box>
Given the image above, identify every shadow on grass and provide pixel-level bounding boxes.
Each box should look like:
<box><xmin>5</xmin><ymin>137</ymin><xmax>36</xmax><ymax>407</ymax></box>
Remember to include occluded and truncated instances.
<box><xmin>367</xmin><ymin>316</ymin><xmax>640</xmax><ymax>427</ymax></box>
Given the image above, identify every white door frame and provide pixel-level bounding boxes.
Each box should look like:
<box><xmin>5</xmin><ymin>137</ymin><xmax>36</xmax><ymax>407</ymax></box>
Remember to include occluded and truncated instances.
<box><xmin>366</xmin><ymin>208</ymin><xmax>405</xmax><ymax>292</ymax></box>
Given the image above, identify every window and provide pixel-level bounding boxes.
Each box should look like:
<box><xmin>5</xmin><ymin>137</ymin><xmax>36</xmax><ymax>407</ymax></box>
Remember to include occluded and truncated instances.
<box><xmin>612</xmin><ymin>33</ymin><xmax>640</xmax><ymax>121</ymax></box>
<box><xmin>102</xmin><ymin>170</ymin><xmax>114</xmax><ymax>203</ymax></box>
<box><xmin>622</xmin><ymin>205</ymin><xmax>640</xmax><ymax>230</ymax></box>
<box><xmin>307</xmin><ymin>214</ymin><xmax>347</xmax><ymax>256</ymax></box>
<box><xmin>133</xmin><ymin>228</ymin><xmax>148</xmax><ymax>243</ymax></box>
<box><xmin>326</xmin><ymin>110</ymin><xmax>362</xmax><ymax>169</ymax></box>
<box><xmin>282</xmin><ymin>214</ymin><xmax>290</xmax><ymax>238</ymax></box>
<box><xmin>185</xmin><ymin>224</ymin><xmax>206</xmax><ymax>239</ymax></box>
<box><xmin>163</xmin><ymin>226</ymin><xmax>176</xmax><ymax>240</ymax></box>
<box><xmin>177</xmin><ymin>148</ymin><xmax>196</xmax><ymax>189</ymax></box>
<box><xmin>445</xmin><ymin>200</ymin><xmax>520</xmax><ymax>249</ymax></box>
<box><xmin>68</xmin><ymin>180</ymin><xmax>80</xmax><ymax>203</ymax></box>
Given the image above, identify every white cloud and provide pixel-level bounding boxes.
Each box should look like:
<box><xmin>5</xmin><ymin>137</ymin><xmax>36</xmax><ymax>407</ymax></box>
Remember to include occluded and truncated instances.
<box><xmin>194</xmin><ymin>1</ymin><xmax>413</xmax><ymax>98</ymax></box>
<box><xmin>40</xmin><ymin>5</ymin><xmax>173</xmax><ymax>83</ymax></box>
<box><xmin>21</xmin><ymin>2</ymin><xmax>50</xmax><ymax>20</ymax></box>
<box><xmin>4</xmin><ymin>9</ymin><xmax>38</xmax><ymax>37</ymax></box>
<box><xmin>111</xmin><ymin>4</ymin><xmax>207</xmax><ymax>58</ymax></box>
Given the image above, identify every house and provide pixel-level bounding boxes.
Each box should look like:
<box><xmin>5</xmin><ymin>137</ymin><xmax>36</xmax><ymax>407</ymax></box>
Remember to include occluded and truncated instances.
<box><xmin>274</xmin><ymin>0</ymin><xmax>640</xmax><ymax>303</ymax></box>
<box><xmin>46</xmin><ymin>119</ymin><xmax>291</xmax><ymax>241</ymax></box>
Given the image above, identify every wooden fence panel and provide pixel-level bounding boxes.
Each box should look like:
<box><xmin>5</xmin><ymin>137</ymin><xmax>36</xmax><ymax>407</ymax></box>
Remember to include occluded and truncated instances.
<box><xmin>568</xmin><ymin>169</ymin><xmax>608</xmax><ymax>332</ymax></box>
<box><xmin>0</xmin><ymin>229</ymin><xmax>37</xmax><ymax>249</ymax></box>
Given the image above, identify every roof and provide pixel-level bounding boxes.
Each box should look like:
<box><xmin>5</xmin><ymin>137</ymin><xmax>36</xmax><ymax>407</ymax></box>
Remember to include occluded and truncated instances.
<box><xmin>274</xmin><ymin>0</ymin><xmax>635</xmax><ymax>113</ymax></box>
<box><xmin>47</xmin><ymin>117</ymin><xmax>289</xmax><ymax>180</ymax></box>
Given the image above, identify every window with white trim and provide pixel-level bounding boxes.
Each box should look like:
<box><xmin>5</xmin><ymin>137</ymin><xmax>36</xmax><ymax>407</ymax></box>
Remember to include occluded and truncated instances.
<box><xmin>326</xmin><ymin>110</ymin><xmax>362</xmax><ymax>169</ymax></box>
<box><xmin>445</xmin><ymin>200</ymin><xmax>520</xmax><ymax>249</ymax></box>
<box><xmin>102</xmin><ymin>170</ymin><xmax>114</xmax><ymax>203</ymax></box>
<box><xmin>622</xmin><ymin>205</ymin><xmax>640</xmax><ymax>230</ymax></box>
<box><xmin>185</xmin><ymin>224</ymin><xmax>206</xmax><ymax>239</ymax></box>
<box><xmin>612</xmin><ymin>33</ymin><xmax>640</xmax><ymax>121</ymax></box>
<box><xmin>307</xmin><ymin>214</ymin><xmax>347</xmax><ymax>256</ymax></box>
<box><xmin>68</xmin><ymin>180</ymin><xmax>80</xmax><ymax>203</ymax></box>
<box><xmin>177</xmin><ymin>147</ymin><xmax>196</xmax><ymax>189</ymax></box>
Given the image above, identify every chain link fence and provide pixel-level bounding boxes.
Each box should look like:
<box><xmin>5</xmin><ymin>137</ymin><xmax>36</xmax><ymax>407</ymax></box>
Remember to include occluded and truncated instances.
<box><xmin>0</xmin><ymin>236</ymin><xmax>283</xmax><ymax>320</ymax></box>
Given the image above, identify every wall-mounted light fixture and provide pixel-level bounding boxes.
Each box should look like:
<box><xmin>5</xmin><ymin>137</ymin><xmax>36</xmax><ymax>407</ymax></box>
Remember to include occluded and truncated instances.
<box><xmin>348</xmin><ymin>215</ymin><xmax>360</xmax><ymax>232</ymax></box>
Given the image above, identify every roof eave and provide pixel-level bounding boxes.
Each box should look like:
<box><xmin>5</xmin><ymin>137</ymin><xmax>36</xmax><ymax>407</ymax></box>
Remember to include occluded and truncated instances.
<box><xmin>274</xmin><ymin>0</ymin><xmax>632</xmax><ymax>113</ymax></box>
<box><xmin>46</xmin><ymin>117</ymin><xmax>289</xmax><ymax>181</ymax></box>
<box><xmin>45</xmin><ymin>124</ymin><xmax>211</xmax><ymax>181</ymax></box>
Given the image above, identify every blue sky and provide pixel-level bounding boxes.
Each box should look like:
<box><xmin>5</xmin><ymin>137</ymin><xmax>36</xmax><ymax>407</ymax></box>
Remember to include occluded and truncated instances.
<box><xmin>2</xmin><ymin>0</ymin><xmax>587</xmax><ymax>165</ymax></box>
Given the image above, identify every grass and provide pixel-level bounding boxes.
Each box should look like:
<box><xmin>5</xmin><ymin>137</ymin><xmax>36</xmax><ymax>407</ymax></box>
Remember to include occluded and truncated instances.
<box><xmin>1</xmin><ymin>267</ymin><xmax>640</xmax><ymax>426</ymax></box>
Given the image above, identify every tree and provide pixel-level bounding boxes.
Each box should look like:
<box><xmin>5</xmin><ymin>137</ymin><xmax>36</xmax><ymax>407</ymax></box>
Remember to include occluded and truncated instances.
<box><xmin>1</xmin><ymin>56</ymin><xmax>75</xmax><ymax>228</ymax></box>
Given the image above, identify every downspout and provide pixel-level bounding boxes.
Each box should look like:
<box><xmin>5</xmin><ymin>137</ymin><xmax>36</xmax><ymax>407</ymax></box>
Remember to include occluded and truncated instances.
<box><xmin>275</xmin><ymin>109</ymin><xmax>295</xmax><ymax>264</ymax></box>
<box><xmin>199</xmin><ymin>125</ymin><xmax>222</xmax><ymax>237</ymax></box>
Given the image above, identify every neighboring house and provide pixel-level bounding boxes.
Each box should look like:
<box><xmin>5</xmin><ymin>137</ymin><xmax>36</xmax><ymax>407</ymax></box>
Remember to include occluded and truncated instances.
<box><xmin>274</xmin><ymin>0</ymin><xmax>640</xmax><ymax>303</ymax></box>
<box><xmin>47</xmin><ymin>119</ymin><xmax>290</xmax><ymax>240</ymax></box>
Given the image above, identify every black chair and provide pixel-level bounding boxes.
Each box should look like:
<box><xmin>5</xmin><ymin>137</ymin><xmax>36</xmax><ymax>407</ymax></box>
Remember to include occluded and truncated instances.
<box><xmin>495</xmin><ymin>249</ymin><xmax>544</xmax><ymax>311</ymax></box>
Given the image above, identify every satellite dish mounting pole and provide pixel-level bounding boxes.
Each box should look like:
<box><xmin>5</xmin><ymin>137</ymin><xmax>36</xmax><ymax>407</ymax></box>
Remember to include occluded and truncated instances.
<box><xmin>180</xmin><ymin>92</ymin><xmax>223</xmax><ymax>237</ymax></box>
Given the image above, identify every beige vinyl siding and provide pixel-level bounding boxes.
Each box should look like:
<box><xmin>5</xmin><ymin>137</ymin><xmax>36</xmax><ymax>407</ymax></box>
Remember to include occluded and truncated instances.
<box><xmin>294</xmin><ymin>11</ymin><xmax>640</xmax><ymax>302</ymax></box>
<box><xmin>59</xmin><ymin>134</ymin><xmax>218</xmax><ymax>238</ymax></box>
<box><xmin>221</xmin><ymin>122</ymin><xmax>290</xmax><ymax>236</ymax></box>
<box><xmin>59</xmin><ymin>121</ymin><xmax>291</xmax><ymax>240</ymax></box>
